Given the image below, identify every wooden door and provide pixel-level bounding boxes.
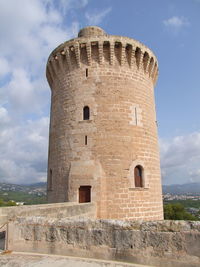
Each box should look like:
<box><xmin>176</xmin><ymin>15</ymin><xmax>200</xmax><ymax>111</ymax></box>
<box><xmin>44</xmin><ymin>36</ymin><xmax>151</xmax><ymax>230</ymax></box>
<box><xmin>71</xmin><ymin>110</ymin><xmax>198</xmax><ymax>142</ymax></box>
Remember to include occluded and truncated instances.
<box><xmin>79</xmin><ymin>186</ymin><xmax>91</xmax><ymax>203</ymax></box>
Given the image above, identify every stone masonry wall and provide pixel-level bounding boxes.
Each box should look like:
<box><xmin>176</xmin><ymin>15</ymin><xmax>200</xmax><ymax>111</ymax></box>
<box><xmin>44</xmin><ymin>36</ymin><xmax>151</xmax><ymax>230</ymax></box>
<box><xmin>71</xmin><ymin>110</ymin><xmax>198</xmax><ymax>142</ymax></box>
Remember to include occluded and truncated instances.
<box><xmin>7</xmin><ymin>218</ymin><xmax>200</xmax><ymax>267</ymax></box>
<box><xmin>46</xmin><ymin>26</ymin><xmax>163</xmax><ymax>221</ymax></box>
<box><xmin>0</xmin><ymin>202</ymin><xmax>96</xmax><ymax>224</ymax></box>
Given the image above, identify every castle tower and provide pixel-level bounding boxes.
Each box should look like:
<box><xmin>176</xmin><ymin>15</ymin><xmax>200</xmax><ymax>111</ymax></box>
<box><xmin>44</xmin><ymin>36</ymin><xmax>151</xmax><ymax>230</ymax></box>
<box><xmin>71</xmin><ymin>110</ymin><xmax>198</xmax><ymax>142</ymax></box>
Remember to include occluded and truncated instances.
<box><xmin>46</xmin><ymin>26</ymin><xmax>163</xmax><ymax>220</ymax></box>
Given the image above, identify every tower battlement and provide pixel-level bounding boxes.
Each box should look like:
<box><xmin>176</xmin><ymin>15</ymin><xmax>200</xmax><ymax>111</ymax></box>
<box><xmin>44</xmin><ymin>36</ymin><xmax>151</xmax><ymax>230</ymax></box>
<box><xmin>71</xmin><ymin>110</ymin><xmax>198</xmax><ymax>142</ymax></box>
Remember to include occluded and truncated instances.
<box><xmin>46</xmin><ymin>27</ymin><xmax>158</xmax><ymax>87</ymax></box>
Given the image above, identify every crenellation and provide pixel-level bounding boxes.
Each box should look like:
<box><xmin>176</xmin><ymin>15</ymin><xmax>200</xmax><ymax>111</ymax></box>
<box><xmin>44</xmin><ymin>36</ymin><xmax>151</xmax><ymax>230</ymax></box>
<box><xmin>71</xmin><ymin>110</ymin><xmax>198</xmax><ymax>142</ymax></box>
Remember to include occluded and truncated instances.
<box><xmin>148</xmin><ymin>57</ymin><xmax>154</xmax><ymax>77</ymax></box>
<box><xmin>74</xmin><ymin>43</ymin><xmax>81</xmax><ymax>68</ymax></box>
<box><xmin>125</xmin><ymin>44</ymin><xmax>132</xmax><ymax>67</ymax></box>
<box><xmin>49</xmin><ymin>60</ymin><xmax>57</xmax><ymax>79</ymax></box>
<box><xmin>57</xmin><ymin>54</ymin><xmax>64</xmax><ymax>73</ymax></box>
<box><xmin>46</xmin><ymin>36</ymin><xmax>158</xmax><ymax>85</ymax></box>
<box><xmin>91</xmin><ymin>42</ymin><xmax>99</xmax><ymax>64</ymax></box>
<box><xmin>86</xmin><ymin>42</ymin><xmax>92</xmax><ymax>65</ymax></box>
<box><xmin>153</xmin><ymin>68</ymin><xmax>159</xmax><ymax>85</ymax></box>
<box><xmin>46</xmin><ymin>67</ymin><xmax>53</xmax><ymax>86</ymax></box>
<box><xmin>121</xmin><ymin>43</ymin><xmax>126</xmax><ymax>66</ymax></box>
<box><xmin>152</xmin><ymin>62</ymin><xmax>158</xmax><ymax>80</ymax></box>
<box><xmin>98</xmin><ymin>41</ymin><xmax>103</xmax><ymax>65</ymax></box>
<box><xmin>108</xmin><ymin>41</ymin><xmax>114</xmax><ymax>65</ymax></box>
<box><xmin>134</xmin><ymin>47</ymin><xmax>141</xmax><ymax>69</ymax></box>
<box><xmin>80</xmin><ymin>44</ymin><xmax>87</xmax><ymax>65</ymax></box>
<box><xmin>69</xmin><ymin>46</ymin><xmax>77</xmax><ymax>70</ymax></box>
<box><xmin>47</xmin><ymin>61</ymin><xmax>56</xmax><ymax>85</ymax></box>
<box><xmin>143</xmin><ymin>51</ymin><xmax>150</xmax><ymax>73</ymax></box>
<box><xmin>65</xmin><ymin>47</ymin><xmax>72</xmax><ymax>71</ymax></box>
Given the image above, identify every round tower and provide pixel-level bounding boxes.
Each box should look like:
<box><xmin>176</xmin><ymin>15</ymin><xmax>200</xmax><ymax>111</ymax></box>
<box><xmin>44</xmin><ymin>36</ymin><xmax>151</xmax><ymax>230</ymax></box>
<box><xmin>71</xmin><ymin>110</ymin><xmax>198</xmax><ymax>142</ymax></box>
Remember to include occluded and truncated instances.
<box><xmin>46</xmin><ymin>26</ymin><xmax>163</xmax><ymax>220</ymax></box>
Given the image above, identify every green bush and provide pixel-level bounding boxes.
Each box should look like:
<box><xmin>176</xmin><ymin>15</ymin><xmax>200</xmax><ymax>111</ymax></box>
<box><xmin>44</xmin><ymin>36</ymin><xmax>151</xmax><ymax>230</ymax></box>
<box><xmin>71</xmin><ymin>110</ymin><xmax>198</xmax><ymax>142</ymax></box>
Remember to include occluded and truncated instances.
<box><xmin>164</xmin><ymin>203</ymin><xmax>197</xmax><ymax>220</ymax></box>
<box><xmin>0</xmin><ymin>198</ymin><xmax>17</xmax><ymax>207</ymax></box>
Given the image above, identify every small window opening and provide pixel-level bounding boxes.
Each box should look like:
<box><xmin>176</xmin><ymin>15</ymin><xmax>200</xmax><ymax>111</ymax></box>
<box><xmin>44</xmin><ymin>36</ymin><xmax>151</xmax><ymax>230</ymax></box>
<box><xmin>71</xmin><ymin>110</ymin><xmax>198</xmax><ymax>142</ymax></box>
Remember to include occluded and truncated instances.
<box><xmin>85</xmin><ymin>135</ymin><xmax>87</xmax><ymax>145</ymax></box>
<box><xmin>86</xmin><ymin>68</ymin><xmax>88</xmax><ymax>77</ymax></box>
<box><xmin>134</xmin><ymin>165</ymin><xmax>143</xmax><ymax>187</ymax></box>
<box><xmin>49</xmin><ymin>169</ymin><xmax>53</xmax><ymax>190</ymax></box>
<box><xmin>83</xmin><ymin>106</ymin><xmax>90</xmax><ymax>120</ymax></box>
<box><xmin>135</xmin><ymin>107</ymin><xmax>138</xmax><ymax>126</ymax></box>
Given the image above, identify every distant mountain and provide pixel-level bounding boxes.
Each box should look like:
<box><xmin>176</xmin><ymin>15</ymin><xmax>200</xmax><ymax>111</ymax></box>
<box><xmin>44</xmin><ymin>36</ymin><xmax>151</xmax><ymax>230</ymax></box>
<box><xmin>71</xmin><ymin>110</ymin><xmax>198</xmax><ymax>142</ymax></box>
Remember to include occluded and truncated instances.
<box><xmin>27</xmin><ymin>182</ymin><xmax>47</xmax><ymax>188</ymax></box>
<box><xmin>163</xmin><ymin>183</ymin><xmax>200</xmax><ymax>195</ymax></box>
<box><xmin>1</xmin><ymin>181</ymin><xmax>200</xmax><ymax>195</ymax></box>
<box><xmin>0</xmin><ymin>182</ymin><xmax>47</xmax><ymax>195</ymax></box>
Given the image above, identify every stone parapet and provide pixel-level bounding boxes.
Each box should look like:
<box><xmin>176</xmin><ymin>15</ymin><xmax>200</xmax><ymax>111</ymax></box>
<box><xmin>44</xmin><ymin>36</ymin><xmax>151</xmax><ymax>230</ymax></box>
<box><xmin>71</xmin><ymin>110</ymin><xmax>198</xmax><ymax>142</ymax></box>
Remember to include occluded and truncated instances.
<box><xmin>0</xmin><ymin>202</ymin><xmax>96</xmax><ymax>222</ymax></box>
<box><xmin>7</xmin><ymin>218</ymin><xmax>200</xmax><ymax>267</ymax></box>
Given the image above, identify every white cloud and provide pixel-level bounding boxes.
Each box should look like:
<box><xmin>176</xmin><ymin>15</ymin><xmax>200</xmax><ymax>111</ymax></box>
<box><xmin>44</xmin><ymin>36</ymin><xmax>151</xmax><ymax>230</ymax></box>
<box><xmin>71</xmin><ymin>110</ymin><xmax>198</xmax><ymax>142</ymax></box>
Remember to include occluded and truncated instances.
<box><xmin>163</xmin><ymin>16</ymin><xmax>189</xmax><ymax>31</ymax></box>
<box><xmin>0</xmin><ymin>57</ymin><xmax>10</xmax><ymax>77</ymax></box>
<box><xmin>0</xmin><ymin>0</ymin><xmax>86</xmax><ymax>184</ymax></box>
<box><xmin>0</xmin><ymin>0</ymin><xmax>67</xmax><ymax>71</ymax></box>
<box><xmin>85</xmin><ymin>7</ymin><xmax>112</xmax><ymax>25</ymax></box>
<box><xmin>58</xmin><ymin>0</ymin><xmax>89</xmax><ymax>12</ymax></box>
<box><xmin>8</xmin><ymin>69</ymin><xmax>38</xmax><ymax>112</ymax></box>
<box><xmin>160</xmin><ymin>132</ymin><xmax>200</xmax><ymax>185</ymax></box>
<box><xmin>0</xmin><ymin>107</ymin><xmax>10</xmax><ymax>125</ymax></box>
<box><xmin>0</xmin><ymin>0</ymin><xmax>112</xmax><ymax>185</ymax></box>
<box><xmin>0</xmin><ymin>117</ymin><xmax>49</xmax><ymax>184</ymax></box>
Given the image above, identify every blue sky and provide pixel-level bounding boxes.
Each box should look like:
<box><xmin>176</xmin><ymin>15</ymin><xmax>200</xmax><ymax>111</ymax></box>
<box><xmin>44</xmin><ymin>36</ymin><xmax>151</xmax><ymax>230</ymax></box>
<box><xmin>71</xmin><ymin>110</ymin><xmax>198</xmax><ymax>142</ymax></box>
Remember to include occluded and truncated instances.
<box><xmin>0</xmin><ymin>0</ymin><xmax>200</xmax><ymax>185</ymax></box>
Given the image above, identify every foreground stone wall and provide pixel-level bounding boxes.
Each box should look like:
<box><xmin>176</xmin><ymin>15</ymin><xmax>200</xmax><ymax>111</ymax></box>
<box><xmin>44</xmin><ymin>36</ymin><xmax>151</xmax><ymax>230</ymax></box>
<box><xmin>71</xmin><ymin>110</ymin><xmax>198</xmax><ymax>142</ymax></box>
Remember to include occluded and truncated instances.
<box><xmin>7</xmin><ymin>218</ymin><xmax>200</xmax><ymax>267</ymax></box>
<box><xmin>0</xmin><ymin>202</ymin><xmax>96</xmax><ymax>224</ymax></box>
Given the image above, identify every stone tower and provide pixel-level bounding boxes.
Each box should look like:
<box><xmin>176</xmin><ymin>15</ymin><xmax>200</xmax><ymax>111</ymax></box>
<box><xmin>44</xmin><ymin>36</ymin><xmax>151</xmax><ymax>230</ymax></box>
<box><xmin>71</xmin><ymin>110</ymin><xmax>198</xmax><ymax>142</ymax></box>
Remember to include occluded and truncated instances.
<box><xmin>46</xmin><ymin>26</ymin><xmax>163</xmax><ymax>220</ymax></box>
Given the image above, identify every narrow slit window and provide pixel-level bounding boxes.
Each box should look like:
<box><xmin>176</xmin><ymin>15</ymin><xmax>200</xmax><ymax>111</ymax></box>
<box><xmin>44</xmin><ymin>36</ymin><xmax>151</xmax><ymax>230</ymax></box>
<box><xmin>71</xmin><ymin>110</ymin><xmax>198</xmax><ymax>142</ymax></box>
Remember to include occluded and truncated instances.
<box><xmin>135</xmin><ymin>107</ymin><xmax>138</xmax><ymax>126</ymax></box>
<box><xmin>85</xmin><ymin>135</ymin><xmax>87</xmax><ymax>145</ymax></box>
<box><xmin>86</xmin><ymin>68</ymin><xmax>88</xmax><ymax>77</ymax></box>
<box><xmin>83</xmin><ymin>106</ymin><xmax>90</xmax><ymax>120</ymax></box>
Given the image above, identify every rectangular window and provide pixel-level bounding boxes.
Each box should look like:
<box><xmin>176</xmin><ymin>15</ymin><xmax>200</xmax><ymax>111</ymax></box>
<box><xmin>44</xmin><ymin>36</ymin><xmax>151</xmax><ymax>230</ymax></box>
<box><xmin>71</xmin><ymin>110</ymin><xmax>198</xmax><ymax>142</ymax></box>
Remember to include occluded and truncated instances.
<box><xmin>85</xmin><ymin>135</ymin><xmax>87</xmax><ymax>145</ymax></box>
<box><xmin>86</xmin><ymin>68</ymin><xmax>88</xmax><ymax>77</ymax></box>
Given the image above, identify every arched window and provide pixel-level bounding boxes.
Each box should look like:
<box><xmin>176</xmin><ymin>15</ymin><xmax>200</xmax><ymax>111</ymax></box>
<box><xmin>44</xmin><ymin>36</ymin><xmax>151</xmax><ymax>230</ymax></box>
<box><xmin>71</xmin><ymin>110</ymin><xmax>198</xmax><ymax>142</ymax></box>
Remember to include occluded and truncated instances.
<box><xmin>134</xmin><ymin>165</ymin><xmax>143</xmax><ymax>187</ymax></box>
<box><xmin>83</xmin><ymin>106</ymin><xmax>90</xmax><ymax>120</ymax></box>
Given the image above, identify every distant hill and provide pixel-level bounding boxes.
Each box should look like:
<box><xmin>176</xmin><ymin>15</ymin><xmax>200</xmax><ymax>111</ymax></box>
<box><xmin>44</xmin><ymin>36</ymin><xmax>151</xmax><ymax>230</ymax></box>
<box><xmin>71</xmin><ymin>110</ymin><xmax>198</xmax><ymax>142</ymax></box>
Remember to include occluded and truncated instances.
<box><xmin>28</xmin><ymin>182</ymin><xmax>47</xmax><ymax>188</ymax></box>
<box><xmin>1</xmin><ymin>181</ymin><xmax>200</xmax><ymax>195</ymax></box>
<box><xmin>0</xmin><ymin>182</ymin><xmax>46</xmax><ymax>194</ymax></box>
<box><xmin>163</xmin><ymin>183</ymin><xmax>200</xmax><ymax>195</ymax></box>
<box><xmin>0</xmin><ymin>182</ymin><xmax>47</xmax><ymax>205</ymax></box>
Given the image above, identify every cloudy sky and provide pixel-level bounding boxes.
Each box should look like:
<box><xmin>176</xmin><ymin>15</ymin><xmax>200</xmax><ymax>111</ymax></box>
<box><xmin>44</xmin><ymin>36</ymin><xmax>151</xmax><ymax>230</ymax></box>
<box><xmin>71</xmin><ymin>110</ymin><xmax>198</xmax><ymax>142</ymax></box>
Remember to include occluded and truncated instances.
<box><xmin>0</xmin><ymin>0</ymin><xmax>199</xmax><ymax>185</ymax></box>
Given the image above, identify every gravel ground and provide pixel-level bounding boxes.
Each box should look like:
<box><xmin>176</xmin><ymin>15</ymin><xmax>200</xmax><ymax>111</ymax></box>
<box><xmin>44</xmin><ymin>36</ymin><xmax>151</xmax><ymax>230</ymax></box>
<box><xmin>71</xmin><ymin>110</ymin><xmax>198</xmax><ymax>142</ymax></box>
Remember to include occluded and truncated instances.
<box><xmin>0</xmin><ymin>252</ymin><xmax>151</xmax><ymax>267</ymax></box>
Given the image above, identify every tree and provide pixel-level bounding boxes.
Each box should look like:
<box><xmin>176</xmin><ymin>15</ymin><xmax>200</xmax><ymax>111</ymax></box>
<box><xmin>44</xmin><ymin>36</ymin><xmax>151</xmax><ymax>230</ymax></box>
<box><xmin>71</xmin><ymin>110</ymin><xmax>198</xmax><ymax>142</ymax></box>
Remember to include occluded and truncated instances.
<box><xmin>0</xmin><ymin>199</ymin><xmax>17</xmax><ymax>207</ymax></box>
<box><xmin>0</xmin><ymin>198</ymin><xmax>5</xmax><ymax>207</ymax></box>
<box><xmin>6</xmin><ymin>200</ymin><xmax>17</xmax><ymax>206</ymax></box>
<box><xmin>164</xmin><ymin>203</ymin><xmax>197</xmax><ymax>220</ymax></box>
